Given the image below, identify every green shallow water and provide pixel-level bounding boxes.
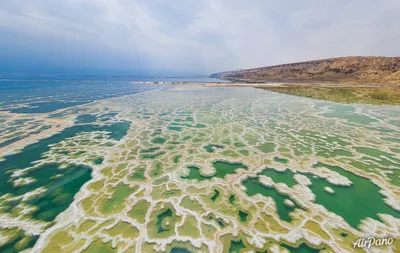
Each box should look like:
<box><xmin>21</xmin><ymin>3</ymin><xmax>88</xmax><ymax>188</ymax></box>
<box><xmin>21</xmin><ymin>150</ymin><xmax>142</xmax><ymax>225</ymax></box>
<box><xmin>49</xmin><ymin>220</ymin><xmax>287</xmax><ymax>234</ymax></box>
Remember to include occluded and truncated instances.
<box><xmin>204</xmin><ymin>144</ymin><xmax>224</xmax><ymax>153</ymax></box>
<box><xmin>170</xmin><ymin>248</ymin><xmax>192</xmax><ymax>253</ymax></box>
<box><xmin>0</xmin><ymin>164</ymin><xmax>92</xmax><ymax>252</ymax></box>
<box><xmin>229</xmin><ymin>239</ymin><xmax>246</xmax><ymax>253</ymax></box>
<box><xmin>156</xmin><ymin>209</ymin><xmax>173</xmax><ymax>233</ymax></box>
<box><xmin>2</xmin><ymin>85</ymin><xmax>400</xmax><ymax>252</ymax></box>
<box><xmin>181</xmin><ymin>161</ymin><xmax>247</xmax><ymax>181</ymax></box>
<box><xmin>210</xmin><ymin>189</ymin><xmax>220</xmax><ymax>202</ymax></box>
<box><xmin>0</xmin><ymin>121</ymin><xmax>130</xmax><ymax>197</ymax></box>
<box><xmin>243</xmin><ymin>177</ymin><xmax>301</xmax><ymax>222</ymax></box>
<box><xmin>0</xmin><ymin>233</ymin><xmax>39</xmax><ymax>253</ymax></box>
<box><xmin>11</xmin><ymin>101</ymin><xmax>88</xmax><ymax>114</ymax></box>
<box><xmin>281</xmin><ymin>243</ymin><xmax>321</xmax><ymax>253</ymax></box>
<box><xmin>273</xmin><ymin>157</ymin><xmax>289</xmax><ymax>164</ymax></box>
<box><xmin>75</xmin><ymin>114</ymin><xmax>98</xmax><ymax>124</ymax></box>
<box><xmin>0</xmin><ymin>119</ymin><xmax>130</xmax><ymax>252</ymax></box>
<box><xmin>259</xmin><ymin>168</ymin><xmax>297</xmax><ymax>187</ymax></box>
<box><xmin>33</xmin><ymin>168</ymin><xmax>92</xmax><ymax>222</ymax></box>
<box><xmin>304</xmin><ymin>162</ymin><xmax>400</xmax><ymax>228</ymax></box>
<box><xmin>212</xmin><ymin>161</ymin><xmax>247</xmax><ymax>178</ymax></box>
<box><xmin>0</xmin><ymin>121</ymin><xmax>130</xmax><ymax>174</ymax></box>
<box><xmin>238</xmin><ymin>210</ymin><xmax>249</xmax><ymax>222</ymax></box>
<box><xmin>322</xmin><ymin>104</ymin><xmax>377</xmax><ymax>124</ymax></box>
<box><xmin>0</xmin><ymin>136</ymin><xmax>24</xmax><ymax>148</ymax></box>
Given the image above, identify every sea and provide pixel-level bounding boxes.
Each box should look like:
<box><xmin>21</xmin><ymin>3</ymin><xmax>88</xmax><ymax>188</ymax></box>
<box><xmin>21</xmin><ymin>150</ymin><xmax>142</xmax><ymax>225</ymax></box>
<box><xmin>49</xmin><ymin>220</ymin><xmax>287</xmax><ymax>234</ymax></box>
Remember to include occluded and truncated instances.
<box><xmin>0</xmin><ymin>75</ymin><xmax>229</xmax><ymax>113</ymax></box>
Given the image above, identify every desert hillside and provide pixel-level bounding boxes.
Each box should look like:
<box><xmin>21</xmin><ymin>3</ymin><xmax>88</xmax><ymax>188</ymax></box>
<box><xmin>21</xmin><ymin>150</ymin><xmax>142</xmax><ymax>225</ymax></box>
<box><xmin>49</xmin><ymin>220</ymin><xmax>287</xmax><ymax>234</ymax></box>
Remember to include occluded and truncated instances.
<box><xmin>215</xmin><ymin>56</ymin><xmax>400</xmax><ymax>85</ymax></box>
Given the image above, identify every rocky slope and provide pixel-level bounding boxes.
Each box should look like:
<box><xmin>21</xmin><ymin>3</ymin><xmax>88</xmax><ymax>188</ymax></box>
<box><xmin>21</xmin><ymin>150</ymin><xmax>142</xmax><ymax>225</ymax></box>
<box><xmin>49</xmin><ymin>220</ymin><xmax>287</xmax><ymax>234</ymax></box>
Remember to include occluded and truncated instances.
<box><xmin>215</xmin><ymin>56</ymin><xmax>400</xmax><ymax>85</ymax></box>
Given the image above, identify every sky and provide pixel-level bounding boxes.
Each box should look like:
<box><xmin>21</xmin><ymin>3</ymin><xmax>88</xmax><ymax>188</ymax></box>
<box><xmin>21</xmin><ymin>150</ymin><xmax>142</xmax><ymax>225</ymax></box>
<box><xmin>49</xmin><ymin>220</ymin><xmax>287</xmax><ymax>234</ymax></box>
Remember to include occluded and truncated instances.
<box><xmin>0</xmin><ymin>0</ymin><xmax>399</xmax><ymax>75</ymax></box>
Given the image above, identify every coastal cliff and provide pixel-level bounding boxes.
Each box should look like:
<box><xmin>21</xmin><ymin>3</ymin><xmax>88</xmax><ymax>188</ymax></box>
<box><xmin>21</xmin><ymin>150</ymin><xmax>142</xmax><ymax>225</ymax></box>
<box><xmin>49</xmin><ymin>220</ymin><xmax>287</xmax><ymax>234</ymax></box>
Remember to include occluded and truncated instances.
<box><xmin>214</xmin><ymin>56</ymin><xmax>400</xmax><ymax>85</ymax></box>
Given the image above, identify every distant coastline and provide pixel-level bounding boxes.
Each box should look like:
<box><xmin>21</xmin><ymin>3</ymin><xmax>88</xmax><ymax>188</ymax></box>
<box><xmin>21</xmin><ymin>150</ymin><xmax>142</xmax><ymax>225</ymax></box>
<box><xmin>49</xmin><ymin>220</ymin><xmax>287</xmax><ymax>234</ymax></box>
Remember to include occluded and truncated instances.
<box><xmin>212</xmin><ymin>56</ymin><xmax>400</xmax><ymax>86</ymax></box>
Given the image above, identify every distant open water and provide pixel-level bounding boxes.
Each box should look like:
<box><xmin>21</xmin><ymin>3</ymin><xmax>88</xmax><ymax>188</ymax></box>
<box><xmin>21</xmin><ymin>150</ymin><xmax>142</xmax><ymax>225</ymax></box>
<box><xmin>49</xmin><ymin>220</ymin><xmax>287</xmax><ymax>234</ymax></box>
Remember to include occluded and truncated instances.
<box><xmin>0</xmin><ymin>76</ymin><xmax>228</xmax><ymax>113</ymax></box>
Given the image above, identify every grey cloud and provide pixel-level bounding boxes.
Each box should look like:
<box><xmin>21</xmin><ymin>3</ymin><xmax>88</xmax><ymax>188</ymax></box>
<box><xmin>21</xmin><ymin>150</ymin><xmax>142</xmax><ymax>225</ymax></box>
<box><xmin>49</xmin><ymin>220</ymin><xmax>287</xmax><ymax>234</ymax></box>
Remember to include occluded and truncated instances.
<box><xmin>0</xmin><ymin>0</ymin><xmax>399</xmax><ymax>74</ymax></box>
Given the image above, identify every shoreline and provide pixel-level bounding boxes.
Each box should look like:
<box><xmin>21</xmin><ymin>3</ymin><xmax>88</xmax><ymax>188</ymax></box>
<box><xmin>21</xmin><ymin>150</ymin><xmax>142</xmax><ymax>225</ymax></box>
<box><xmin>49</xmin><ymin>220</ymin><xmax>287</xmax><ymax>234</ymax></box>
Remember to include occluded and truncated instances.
<box><xmin>131</xmin><ymin>80</ymin><xmax>400</xmax><ymax>88</ymax></box>
<box><xmin>132</xmin><ymin>81</ymin><xmax>400</xmax><ymax>105</ymax></box>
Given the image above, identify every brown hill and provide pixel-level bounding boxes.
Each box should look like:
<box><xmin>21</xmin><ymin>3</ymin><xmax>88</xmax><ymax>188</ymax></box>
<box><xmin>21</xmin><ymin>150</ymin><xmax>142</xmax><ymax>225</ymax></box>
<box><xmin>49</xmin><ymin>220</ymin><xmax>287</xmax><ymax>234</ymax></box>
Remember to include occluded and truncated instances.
<box><xmin>216</xmin><ymin>56</ymin><xmax>400</xmax><ymax>85</ymax></box>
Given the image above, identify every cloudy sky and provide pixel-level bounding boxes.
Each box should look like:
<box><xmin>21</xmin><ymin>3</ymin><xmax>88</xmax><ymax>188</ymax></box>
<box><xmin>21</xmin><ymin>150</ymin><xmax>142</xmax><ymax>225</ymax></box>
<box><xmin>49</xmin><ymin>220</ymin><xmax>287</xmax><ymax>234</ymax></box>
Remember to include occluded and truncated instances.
<box><xmin>0</xmin><ymin>0</ymin><xmax>399</xmax><ymax>75</ymax></box>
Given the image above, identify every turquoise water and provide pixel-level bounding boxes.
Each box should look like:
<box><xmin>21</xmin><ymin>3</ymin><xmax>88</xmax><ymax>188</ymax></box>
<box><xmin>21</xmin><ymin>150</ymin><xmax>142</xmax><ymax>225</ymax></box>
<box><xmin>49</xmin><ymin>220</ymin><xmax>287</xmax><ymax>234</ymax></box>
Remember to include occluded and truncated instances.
<box><xmin>243</xmin><ymin>177</ymin><xmax>301</xmax><ymax>222</ymax></box>
<box><xmin>11</xmin><ymin>101</ymin><xmax>88</xmax><ymax>113</ymax></box>
<box><xmin>245</xmin><ymin>164</ymin><xmax>400</xmax><ymax>228</ymax></box>
<box><xmin>229</xmin><ymin>239</ymin><xmax>245</xmax><ymax>253</ymax></box>
<box><xmin>0</xmin><ymin>76</ymin><xmax>227</xmax><ymax>113</ymax></box>
<box><xmin>0</xmin><ymin>121</ymin><xmax>130</xmax><ymax>195</ymax></box>
<box><xmin>281</xmin><ymin>243</ymin><xmax>321</xmax><ymax>253</ymax></box>
<box><xmin>241</xmin><ymin>168</ymin><xmax>300</xmax><ymax>222</ymax></box>
<box><xmin>323</xmin><ymin>104</ymin><xmax>377</xmax><ymax>124</ymax></box>
<box><xmin>0</xmin><ymin>136</ymin><xmax>24</xmax><ymax>148</ymax></box>
<box><xmin>0</xmin><ymin>234</ymin><xmax>39</xmax><ymax>253</ymax></box>
<box><xmin>182</xmin><ymin>161</ymin><xmax>247</xmax><ymax>181</ymax></box>
<box><xmin>303</xmin><ymin>162</ymin><xmax>400</xmax><ymax>228</ymax></box>
<box><xmin>0</xmin><ymin>117</ymin><xmax>131</xmax><ymax>252</ymax></box>
<box><xmin>156</xmin><ymin>209</ymin><xmax>173</xmax><ymax>233</ymax></box>
<box><xmin>75</xmin><ymin>114</ymin><xmax>98</xmax><ymax>124</ymax></box>
<box><xmin>259</xmin><ymin>168</ymin><xmax>297</xmax><ymax>187</ymax></box>
<box><xmin>170</xmin><ymin>248</ymin><xmax>192</xmax><ymax>253</ymax></box>
<box><xmin>32</xmin><ymin>167</ymin><xmax>92</xmax><ymax>221</ymax></box>
<box><xmin>1</xmin><ymin>81</ymin><xmax>400</xmax><ymax>252</ymax></box>
<box><xmin>0</xmin><ymin>80</ymin><xmax>155</xmax><ymax>113</ymax></box>
<box><xmin>0</xmin><ymin>121</ymin><xmax>130</xmax><ymax>178</ymax></box>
